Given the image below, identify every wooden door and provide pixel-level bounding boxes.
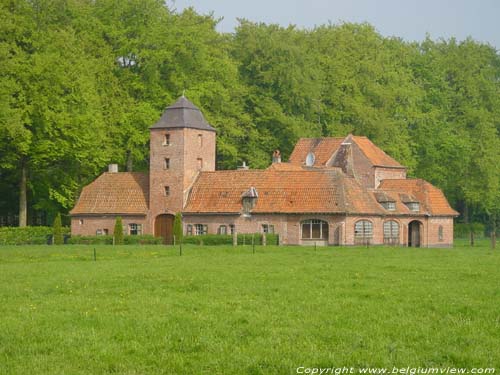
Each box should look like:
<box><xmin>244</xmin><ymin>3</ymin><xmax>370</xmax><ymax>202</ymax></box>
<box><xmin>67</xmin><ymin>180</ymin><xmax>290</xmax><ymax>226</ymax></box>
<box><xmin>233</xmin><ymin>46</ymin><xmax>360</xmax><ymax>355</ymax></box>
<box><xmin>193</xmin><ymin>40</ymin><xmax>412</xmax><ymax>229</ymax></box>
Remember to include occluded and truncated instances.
<box><xmin>154</xmin><ymin>214</ymin><xmax>174</xmax><ymax>244</ymax></box>
<box><xmin>408</xmin><ymin>221</ymin><xmax>421</xmax><ymax>248</ymax></box>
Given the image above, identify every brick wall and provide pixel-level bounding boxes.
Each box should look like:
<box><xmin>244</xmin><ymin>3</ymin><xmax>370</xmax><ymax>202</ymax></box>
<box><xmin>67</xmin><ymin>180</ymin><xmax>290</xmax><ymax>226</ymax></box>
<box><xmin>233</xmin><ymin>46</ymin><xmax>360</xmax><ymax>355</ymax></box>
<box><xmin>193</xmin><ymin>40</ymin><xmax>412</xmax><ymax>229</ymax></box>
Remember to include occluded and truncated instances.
<box><xmin>149</xmin><ymin>127</ymin><xmax>216</xmax><ymax>230</ymax></box>
<box><xmin>182</xmin><ymin>213</ymin><xmax>454</xmax><ymax>247</ymax></box>
<box><xmin>374</xmin><ymin>167</ymin><xmax>407</xmax><ymax>188</ymax></box>
<box><xmin>71</xmin><ymin>215</ymin><xmax>148</xmax><ymax>236</ymax></box>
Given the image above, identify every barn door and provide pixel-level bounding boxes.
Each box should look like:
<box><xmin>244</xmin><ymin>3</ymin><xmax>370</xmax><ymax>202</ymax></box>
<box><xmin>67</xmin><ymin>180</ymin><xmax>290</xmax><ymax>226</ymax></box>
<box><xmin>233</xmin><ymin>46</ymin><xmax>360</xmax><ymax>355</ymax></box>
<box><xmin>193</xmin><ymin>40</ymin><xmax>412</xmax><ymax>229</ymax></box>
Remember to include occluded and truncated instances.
<box><xmin>154</xmin><ymin>214</ymin><xmax>174</xmax><ymax>244</ymax></box>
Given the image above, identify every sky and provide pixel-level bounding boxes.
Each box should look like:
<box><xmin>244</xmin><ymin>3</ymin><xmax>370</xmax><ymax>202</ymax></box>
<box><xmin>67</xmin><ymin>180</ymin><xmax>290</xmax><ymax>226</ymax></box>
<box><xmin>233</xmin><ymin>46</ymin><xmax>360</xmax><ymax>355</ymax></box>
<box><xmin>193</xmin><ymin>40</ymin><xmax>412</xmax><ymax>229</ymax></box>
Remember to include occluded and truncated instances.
<box><xmin>170</xmin><ymin>0</ymin><xmax>500</xmax><ymax>49</ymax></box>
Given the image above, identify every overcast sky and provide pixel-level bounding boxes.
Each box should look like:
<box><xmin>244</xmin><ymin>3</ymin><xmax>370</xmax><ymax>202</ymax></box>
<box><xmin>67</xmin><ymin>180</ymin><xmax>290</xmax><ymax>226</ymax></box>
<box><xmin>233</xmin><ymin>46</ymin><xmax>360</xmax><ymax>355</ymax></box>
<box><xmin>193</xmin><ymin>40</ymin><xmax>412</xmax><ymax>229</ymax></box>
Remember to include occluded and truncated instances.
<box><xmin>170</xmin><ymin>0</ymin><xmax>500</xmax><ymax>49</ymax></box>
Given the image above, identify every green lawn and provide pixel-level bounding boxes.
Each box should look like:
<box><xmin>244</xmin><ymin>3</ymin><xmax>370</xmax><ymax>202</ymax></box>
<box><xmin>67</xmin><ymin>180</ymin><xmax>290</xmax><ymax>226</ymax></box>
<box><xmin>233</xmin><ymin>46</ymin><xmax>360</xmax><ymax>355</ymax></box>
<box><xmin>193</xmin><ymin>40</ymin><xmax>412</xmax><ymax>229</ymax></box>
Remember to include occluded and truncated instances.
<box><xmin>0</xmin><ymin>241</ymin><xmax>499</xmax><ymax>374</ymax></box>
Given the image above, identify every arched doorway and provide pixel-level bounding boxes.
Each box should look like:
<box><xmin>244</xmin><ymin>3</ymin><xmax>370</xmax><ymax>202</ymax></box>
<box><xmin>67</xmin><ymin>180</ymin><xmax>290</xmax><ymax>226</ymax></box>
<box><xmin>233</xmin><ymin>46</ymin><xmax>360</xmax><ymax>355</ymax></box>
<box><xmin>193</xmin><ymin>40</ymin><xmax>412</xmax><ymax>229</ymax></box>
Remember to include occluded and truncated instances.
<box><xmin>408</xmin><ymin>220</ymin><xmax>422</xmax><ymax>247</ymax></box>
<box><xmin>155</xmin><ymin>214</ymin><xmax>174</xmax><ymax>244</ymax></box>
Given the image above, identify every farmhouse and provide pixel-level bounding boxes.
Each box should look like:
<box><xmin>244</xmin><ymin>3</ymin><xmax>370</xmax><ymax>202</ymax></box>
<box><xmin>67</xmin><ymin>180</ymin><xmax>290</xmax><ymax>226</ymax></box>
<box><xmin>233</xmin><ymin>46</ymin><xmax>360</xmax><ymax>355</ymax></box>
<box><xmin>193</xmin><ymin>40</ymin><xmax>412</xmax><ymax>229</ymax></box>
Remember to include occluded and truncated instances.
<box><xmin>70</xmin><ymin>97</ymin><xmax>458</xmax><ymax>247</ymax></box>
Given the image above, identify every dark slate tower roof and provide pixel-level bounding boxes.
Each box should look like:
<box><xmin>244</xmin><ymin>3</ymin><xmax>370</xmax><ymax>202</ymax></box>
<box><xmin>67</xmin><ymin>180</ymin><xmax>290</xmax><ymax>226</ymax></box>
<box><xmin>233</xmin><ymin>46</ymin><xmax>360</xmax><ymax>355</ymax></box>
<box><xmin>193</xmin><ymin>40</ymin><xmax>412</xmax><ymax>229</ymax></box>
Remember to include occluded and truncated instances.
<box><xmin>150</xmin><ymin>96</ymin><xmax>216</xmax><ymax>132</ymax></box>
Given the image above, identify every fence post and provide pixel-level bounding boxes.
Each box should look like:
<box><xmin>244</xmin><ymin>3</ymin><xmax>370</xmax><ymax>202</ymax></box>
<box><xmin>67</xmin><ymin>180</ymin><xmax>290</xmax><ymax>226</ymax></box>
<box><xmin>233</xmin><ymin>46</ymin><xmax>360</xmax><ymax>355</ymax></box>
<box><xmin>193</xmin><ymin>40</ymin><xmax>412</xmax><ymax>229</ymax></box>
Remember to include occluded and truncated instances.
<box><xmin>252</xmin><ymin>234</ymin><xmax>255</xmax><ymax>254</ymax></box>
<box><xmin>491</xmin><ymin>231</ymin><xmax>496</xmax><ymax>250</ymax></box>
<box><xmin>232</xmin><ymin>230</ymin><xmax>237</xmax><ymax>247</ymax></box>
<box><xmin>262</xmin><ymin>233</ymin><xmax>266</xmax><ymax>246</ymax></box>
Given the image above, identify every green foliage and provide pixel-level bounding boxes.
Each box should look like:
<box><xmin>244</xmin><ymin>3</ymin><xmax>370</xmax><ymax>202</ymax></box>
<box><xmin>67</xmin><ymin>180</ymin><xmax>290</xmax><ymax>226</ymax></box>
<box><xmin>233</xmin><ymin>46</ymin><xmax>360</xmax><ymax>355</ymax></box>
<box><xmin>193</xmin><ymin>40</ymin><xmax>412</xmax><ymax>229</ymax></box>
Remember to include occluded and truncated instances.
<box><xmin>454</xmin><ymin>223</ymin><xmax>486</xmax><ymax>239</ymax></box>
<box><xmin>183</xmin><ymin>233</ymin><xmax>278</xmax><ymax>246</ymax></box>
<box><xmin>0</xmin><ymin>226</ymin><xmax>69</xmax><ymax>245</ymax></box>
<box><xmin>173</xmin><ymin>213</ymin><xmax>183</xmax><ymax>244</ymax></box>
<box><xmin>113</xmin><ymin>217</ymin><xmax>124</xmax><ymax>245</ymax></box>
<box><xmin>0</xmin><ymin>1</ymin><xmax>499</xmax><ymax>229</ymax></box>
<box><xmin>52</xmin><ymin>213</ymin><xmax>63</xmax><ymax>245</ymax></box>
<box><xmin>68</xmin><ymin>234</ymin><xmax>161</xmax><ymax>245</ymax></box>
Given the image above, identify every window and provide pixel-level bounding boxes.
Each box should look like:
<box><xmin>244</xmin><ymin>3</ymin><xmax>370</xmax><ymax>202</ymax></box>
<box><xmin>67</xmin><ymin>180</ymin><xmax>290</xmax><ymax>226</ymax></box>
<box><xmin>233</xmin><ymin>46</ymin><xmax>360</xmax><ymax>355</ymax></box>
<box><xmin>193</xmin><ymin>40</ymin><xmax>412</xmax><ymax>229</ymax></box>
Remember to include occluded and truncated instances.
<box><xmin>382</xmin><ymin>202</ymin><xmax>396</xmax><ymax>211</ymax></box>
<box><xmin>96</xmin><ymin>229</ymin><xmax>103</xmax><ymax>236</ymax></box>
<box><xmin>383</xmin><ymin>220</ymin><xmax>399</xmax><ymax>245</ymax></box>
<box><xmin>129</xmin><ymin>223</ymin><xmax>142</xmax><ymax>235</ymax></box>
<box><xmin>301</xmin><ymin>219</ymin><xmax>328</xmax><ymax>240</ymax></box>
<box><xmin>79</xmin><ymin>219</ymin><xmax>84</xmax><ymax>225</ymax></box>
<box><xmin>262</xmin><ymin>224</ymin><xmax>275</xmax><ymax>234</ymax></box>
<box><xmin>354</xmin><ymin>220</ymin><xmax>373</xmax><ymax>244</ymax></box>
<box><xmin>163</xmin><ymin>134</ymin><xmax>170</xmax><ymax>146</ymax></box>
<box><xmin>218</xmin><ymin>225</ymin><xmax>227</xmax><ymax>235</ymax></box>
<box><xmin>103</xmin><ymin>229</ymin><xmax>109</xmax><ymax>235</ymax></box>
<box><xmin>164</xmin><ymin>158</ymin><xmax>170</xmax><ymax>170</ymax></box>
<box><xmin>187</xmin><ymin>224</ymin><xmax>193</xmax><ymax>236</ymax></box>
<box><xmin>406</xmin><ymin>202</ymin><xmax>420</xmax><ymax>212</ymax></box>
<box><xmin>194</xmin><ymin>224</ymin><xmax>207</xmax><ymax>236</ymax></box>
<box><xmin>197</xmin><ymin>158</ymin><xmax>203</xmax><ymax>170</ymax></box>
<box><xmin>164</xmin><ymin>186</ymin><xmax>170</xmax><ymax>196</ymax></box>
<box><xmin>438</xmin><ymin>225</ymin><xmax>444</xmax><ymax>242</ymax></box>
<box><xmin>229</xmin><ymin>224</ymin><xmax>235</xmax><ymax>235</ymax></box>
<box><xmin>198</xmin><ymin>134</ymin><xmax>203</xmax><ymax>148</ymax></box>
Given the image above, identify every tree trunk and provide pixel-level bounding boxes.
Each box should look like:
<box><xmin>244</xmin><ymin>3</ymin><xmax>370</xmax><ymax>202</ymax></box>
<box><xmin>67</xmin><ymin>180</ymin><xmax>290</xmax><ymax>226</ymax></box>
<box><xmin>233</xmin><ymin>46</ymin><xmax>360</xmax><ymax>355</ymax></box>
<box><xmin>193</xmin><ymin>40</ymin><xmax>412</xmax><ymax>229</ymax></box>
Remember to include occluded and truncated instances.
<box><xmin>126</xmin><ymin>150</ymin><xmax>133</xmax><ymax>172</ymax></box>
<box><xmin>19</xmin><ymin>158</ymin><xmax>27</xmax><ymax>227</ymax></box>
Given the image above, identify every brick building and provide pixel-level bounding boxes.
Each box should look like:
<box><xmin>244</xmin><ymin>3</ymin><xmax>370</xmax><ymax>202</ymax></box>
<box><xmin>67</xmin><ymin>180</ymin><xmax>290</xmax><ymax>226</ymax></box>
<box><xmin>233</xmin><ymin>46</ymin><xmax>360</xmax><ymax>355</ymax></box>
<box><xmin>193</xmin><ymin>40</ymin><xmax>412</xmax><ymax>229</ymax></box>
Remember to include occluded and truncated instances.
<box><xmin>70</xmin><ymin>97</ymin><xmax>458</xmax><ymax>247</ymax></box>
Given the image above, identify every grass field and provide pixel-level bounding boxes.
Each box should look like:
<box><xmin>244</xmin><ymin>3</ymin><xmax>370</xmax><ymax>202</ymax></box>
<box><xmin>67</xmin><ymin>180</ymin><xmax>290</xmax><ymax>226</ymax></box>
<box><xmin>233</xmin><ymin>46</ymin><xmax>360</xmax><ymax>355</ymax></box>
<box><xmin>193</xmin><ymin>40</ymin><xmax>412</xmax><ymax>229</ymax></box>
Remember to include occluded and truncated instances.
<box><xmin>0</xmin><ymin>240</ymin><xmax>499</xmax><ymax>374</ymax></box>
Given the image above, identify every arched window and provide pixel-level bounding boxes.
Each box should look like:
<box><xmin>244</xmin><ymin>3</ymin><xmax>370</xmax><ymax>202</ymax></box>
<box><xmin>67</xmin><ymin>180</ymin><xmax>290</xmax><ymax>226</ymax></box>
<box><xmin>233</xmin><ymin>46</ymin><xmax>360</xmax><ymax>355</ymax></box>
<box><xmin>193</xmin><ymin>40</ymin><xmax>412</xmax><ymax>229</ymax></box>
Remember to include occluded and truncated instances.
<box><xmin>354</xmin><ymin>220</ymin><xmax>372</xmax><ymax>244</ymax></box>
<box><xmin>438</xmin><ymin>225</ymin><xmax>444</xmax><ymax>242</ymax></box>
<box><xmin>383</xmin><ymin>220</ymin><xmax>399</xmax><ymax>245</ymax></box>
<box><xmin>301</xmin><ymin>219</ymin><xmax>328</xmax><ymax>240</ymax></box>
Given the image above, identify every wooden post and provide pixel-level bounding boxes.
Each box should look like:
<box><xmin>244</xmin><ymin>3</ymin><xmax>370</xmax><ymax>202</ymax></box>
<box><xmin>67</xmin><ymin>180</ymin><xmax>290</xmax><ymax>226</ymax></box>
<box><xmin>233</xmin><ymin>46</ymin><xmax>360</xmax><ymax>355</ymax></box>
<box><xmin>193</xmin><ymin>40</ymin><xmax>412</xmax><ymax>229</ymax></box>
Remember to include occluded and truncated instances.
<box><xmin>491</xmin><ymin>231</ymin><xmax>496</xmax><ymax>250</ymax></box>
<box><xmin>252</xmin><ymin>234</ymin><xmax>255</xmax><ymax>254</ymax></box>
<box><xmin>262</xmin><ymin>233</ymin><xmax>266</xmax><ymax>246</ymax></box>
<box><xmin>179</xmin><ymin>240</ymin><xmax>182</xmax><ymax>256</ymax></box>
<box><xmin>173</xmin><ymin>235</ymin><xmax>176</xmax><ymax>246</ymax></box>
<box><xmin>232</xmin><ymin>230</ymin><xmax>237</xmax><ymax>247</ymax></box>
<box><xmin>470</xmin><ymin>231</ymin><xmax>474</xmax><ymax>247</ymax></box>
<box><xmin>93</xmin><ymin>248</ymin><xmax>96</xmax><ymax>261</ymax></box>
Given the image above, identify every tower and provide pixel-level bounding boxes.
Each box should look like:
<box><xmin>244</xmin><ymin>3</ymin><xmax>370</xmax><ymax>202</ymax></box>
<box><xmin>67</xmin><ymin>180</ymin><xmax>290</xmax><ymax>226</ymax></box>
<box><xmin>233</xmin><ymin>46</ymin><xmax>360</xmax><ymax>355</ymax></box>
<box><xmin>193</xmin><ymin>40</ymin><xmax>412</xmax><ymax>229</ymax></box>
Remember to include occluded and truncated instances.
<box><xmin>149</xmin><ymin>96</ymin><xmax>216</xmax><ymax>243</ymax></box>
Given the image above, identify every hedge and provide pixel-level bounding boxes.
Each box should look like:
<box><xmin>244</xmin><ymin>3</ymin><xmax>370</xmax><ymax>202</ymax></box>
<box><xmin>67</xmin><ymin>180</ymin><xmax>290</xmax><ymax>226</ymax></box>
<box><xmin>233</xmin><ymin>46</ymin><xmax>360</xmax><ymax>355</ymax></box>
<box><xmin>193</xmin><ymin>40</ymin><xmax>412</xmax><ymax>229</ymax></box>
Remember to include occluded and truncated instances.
<box><xmin>182</xmin><ymin>233</ymin><xmax>279</xmax><ymax>246</ymax></box>
<box><xmin>68</xmin><ymin>235</ymin><xmax>162</xmax><ymax>245</ymax></box>
<box><xmin>0</xmin><ymin>226</ymin><xmax>70</xmax><ymax>245</ymax></box>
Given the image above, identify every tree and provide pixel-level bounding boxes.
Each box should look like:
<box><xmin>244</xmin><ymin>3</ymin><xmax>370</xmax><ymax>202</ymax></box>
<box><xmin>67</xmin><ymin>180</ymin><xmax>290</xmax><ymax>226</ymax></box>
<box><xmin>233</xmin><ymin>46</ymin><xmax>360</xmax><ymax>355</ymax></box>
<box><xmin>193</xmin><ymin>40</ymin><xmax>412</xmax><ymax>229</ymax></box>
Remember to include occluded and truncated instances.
<box><xmin>173</xmin><ymin>213</ymin><xmax>183</xmax><ymax>244</ymax></box>
<box><xmin>52</xmin><ymin>213</ymin><xmax>63</xmax><ymax>245</ymax></box>
<box><xmin>114</xmin><ymin>217</ymin><xmax>124</xmax><ymax>245</ymax></box>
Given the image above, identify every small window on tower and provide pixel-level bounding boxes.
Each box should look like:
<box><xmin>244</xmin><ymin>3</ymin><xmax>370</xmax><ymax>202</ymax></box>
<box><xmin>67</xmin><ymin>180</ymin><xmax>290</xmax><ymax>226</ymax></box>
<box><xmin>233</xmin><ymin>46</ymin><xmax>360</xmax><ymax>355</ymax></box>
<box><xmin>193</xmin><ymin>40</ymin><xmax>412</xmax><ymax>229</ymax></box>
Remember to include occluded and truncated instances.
<box><xmin>198</xmin><ymin>134</ymin><xmax>203</xmax><ymax>148</ymax></box>
<box><xmin>163</xmin><ymin>134</ymin><xmax>170</xmax><ymax>146</ymax></box>
<box><xmin>164</xmin><ymin>158</ymin><xmax>170</xmax><ymax>170</ymax></box>
<box><xmin>164</xmin><ymin>186</ymin><xmax>170</xmax><ymax>196</ymax></box>
<box><xmin>197</xmin><ymin>158</ymin><xmax>203</xmax><ymax>170</ymax></box>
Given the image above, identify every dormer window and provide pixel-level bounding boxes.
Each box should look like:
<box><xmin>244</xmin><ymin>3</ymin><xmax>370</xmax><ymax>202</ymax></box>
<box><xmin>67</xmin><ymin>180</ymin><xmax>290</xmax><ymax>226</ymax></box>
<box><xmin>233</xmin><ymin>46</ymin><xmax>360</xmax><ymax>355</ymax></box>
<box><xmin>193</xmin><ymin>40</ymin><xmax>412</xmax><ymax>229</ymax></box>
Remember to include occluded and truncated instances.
<box><xmin>382</xmin><ymin>202</ymin><xmax>396</xmax><ymax>211</ymax></box>
<box><xmin>407</xmin><ymin>202</ymin><xmax>420</xmax><ymax>212</ymax></box>
<box><xmin>375</xmin><ymin>192</ymin><xmax>395</xmax><ymax>211</ymax></box>
<box><xmin>241</xmin><ymin>187</ymin><xmax>258</xmax><ymax>217</ymax></box>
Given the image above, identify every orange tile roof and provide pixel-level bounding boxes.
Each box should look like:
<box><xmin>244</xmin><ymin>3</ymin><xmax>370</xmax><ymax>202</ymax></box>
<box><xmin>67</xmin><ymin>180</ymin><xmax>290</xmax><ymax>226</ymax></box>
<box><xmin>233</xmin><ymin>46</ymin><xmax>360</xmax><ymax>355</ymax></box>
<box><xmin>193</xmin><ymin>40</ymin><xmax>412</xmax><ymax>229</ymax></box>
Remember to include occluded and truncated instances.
<box><xmin>70</xmin><ymin>172</ymin><xmax>149</xmax><ymax>215</ymax></box>
<box><xmin>184</xmin><ymin>169</ymin><xmax>384</xmax><ymax>214</ymax></box>
<box><xmin>378</xmin><ymin>179</ymin><xmax>458</xmax><ymax>216</ymax></box>
<box><xmin>288</xmin><ymin>138</ymin><xmax>344</xmax><ymax>166</ymax></box>
<box><xmin>352</xmin><ymin>136</ymin><xmax>403</xmax><ymax>168</ymax></box>
<box><xmin>288</xmin><ymin>136</ymin><xmax>403</xmax><ymax>168</ymax></box>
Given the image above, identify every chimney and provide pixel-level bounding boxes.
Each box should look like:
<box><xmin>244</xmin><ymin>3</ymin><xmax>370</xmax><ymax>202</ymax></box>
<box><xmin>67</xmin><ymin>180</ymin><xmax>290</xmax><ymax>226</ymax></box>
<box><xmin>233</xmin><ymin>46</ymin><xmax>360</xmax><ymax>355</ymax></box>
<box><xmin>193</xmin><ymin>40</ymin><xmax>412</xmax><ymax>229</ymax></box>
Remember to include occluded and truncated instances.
<box><xmin>237</xmin><ymin>161</ymin><xmax>249</xmax><ymax>170</ymax></box>
<box><xmin>272</xmin><ymin>149</ymin><xmax>281</xmax><ymax>163</ymax></box>
<box><xmin>108</xmin><ymin>164</ymin><xmax>118</xmax><ymax>173</ymax></box>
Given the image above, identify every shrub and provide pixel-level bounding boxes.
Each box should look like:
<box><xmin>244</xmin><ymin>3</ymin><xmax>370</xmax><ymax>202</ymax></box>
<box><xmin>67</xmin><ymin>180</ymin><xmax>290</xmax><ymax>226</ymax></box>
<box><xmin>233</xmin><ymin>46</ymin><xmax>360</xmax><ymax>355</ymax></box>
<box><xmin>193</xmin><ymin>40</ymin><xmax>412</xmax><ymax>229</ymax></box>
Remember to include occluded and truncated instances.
<box><xmin>182</xmin><ymin>233</ymin><xmax>278</xmax><ymax>246</ymax></box>
<box><xmin>173</xmin><ymin>213</ymin><xmax>183</xmax><ymax>244</ymax></box>
<box><xmin>123</xmin><ymin>235</ymin><xmax>163</xmax><ymax>245</ymax></box>
<box><xmin>454</xmin><ymin>223</ymin><xmax>485</xmax><ymax>239</ymax></box>
<box><xmin>52</xmin><ymin>213</ymin><xmax>63</xmax><ymax>245</ymax></box>
<box><xmin>68</xmin><ymin>235</ymin><xmax>162</xmax><ymax>245</ymax></box>
<box><xmin>0</xmin><ymin>226</ymin><xmax>69</xmax><ymax>245</ymax></box>
<box><xmin>114</xmin><ymin>217</ymin><xmax>124</xmax><ymax>245</ymax></box>
<box><xmin>67</xmin><ymin>235</ymin><xmax>114</xmax><ymax>245</ymax></box>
